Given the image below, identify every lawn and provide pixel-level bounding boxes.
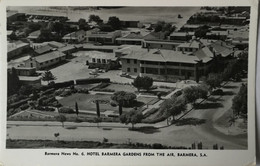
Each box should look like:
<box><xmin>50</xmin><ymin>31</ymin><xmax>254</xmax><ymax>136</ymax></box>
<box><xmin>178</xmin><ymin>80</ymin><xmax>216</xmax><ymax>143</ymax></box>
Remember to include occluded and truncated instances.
<box><xmin>58</xmin><ymin>93</ymin><xmax>118</xmax><ymax>112</ymax></box>
<box><xmin>103</xmin><ymin>84</ymin><xmax>136</xmax><ymax>93</ymax></box>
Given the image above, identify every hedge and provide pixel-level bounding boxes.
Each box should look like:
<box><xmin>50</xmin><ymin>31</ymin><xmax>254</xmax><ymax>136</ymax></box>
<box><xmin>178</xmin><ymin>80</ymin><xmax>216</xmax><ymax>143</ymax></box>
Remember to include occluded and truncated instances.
<box><xmin>76</xmin><ymin>78</ymin><xmax>110</xmax><ymax>85</ymax></box>
<box><xmin>58</xmin><ymin>107</ymin><xmax>75</xmax><ymax>114</ymax></box>
<box><xmin>53</xmin><ymin>80</ymin><xmax>74</xmax><ymax>89</ymax></box>
<box><xmin>8</xmin><ymin>98</ymin><xmax>30</xmax><ymax>109</ymax></box>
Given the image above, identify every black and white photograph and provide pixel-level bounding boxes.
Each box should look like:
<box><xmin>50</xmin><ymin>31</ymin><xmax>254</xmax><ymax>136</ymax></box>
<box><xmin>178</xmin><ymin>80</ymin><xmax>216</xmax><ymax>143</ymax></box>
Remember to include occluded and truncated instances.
<box><xmin>5</xmin><ymin>6</ymin><xmax>252</xmax><ymax>150</ymax></box>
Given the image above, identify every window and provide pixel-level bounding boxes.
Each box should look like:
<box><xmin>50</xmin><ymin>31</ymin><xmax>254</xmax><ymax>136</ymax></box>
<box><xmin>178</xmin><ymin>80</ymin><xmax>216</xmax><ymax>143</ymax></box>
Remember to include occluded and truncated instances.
<box><xmin>127</xmin><ymin>68</ymin><xmax>131</xmax><ymax>72</ymax></box>
<box><xmin>45</xmin><ymin>61</ymin><xmax>49</xmax><ymax>64</ymax></box>
<box><xmin>127</xmin><ymin>59</ymin><xmax>130</xmax><ymax>63</ymax></box>
<box><xmin>30</xmin><ymin>63</ymin><xmax>33</xmax><ymax>68</ymax></box>
<box><xmin>50</xmin><ymin>59</ymin><xmax>53</xmax><ymax>62</ymax></box>
<box><xmin>180</xmin><ymin>63</ymin><xmax>194</xmax><ymax>67</ymax></box>
<box><xmin>146</xmin><ymin>67</ymin><xmax>159</xmax><ymax>74</ymax></box>
<box><xmin>167</xmin><ymin>69</ymin><xmax>179</xmax><ymax>75</ymax></box>
<box><xmin>102</xmin><ymin>59</ymin><xmax>106</xmax><ymax>64</ymax></box>
<box><xmin>141</xmin><ymin>67</ymin><xmax>145</xmax><ymax>73</ymax></box>
<box><xmin>134</xmin><ymin>68</ymin><xmax>137</xmax><ymax>73</ymax></box>
<box><xmin>145</xmin><ymin>61</ymin><xmax>159</xmax><ymax>65</ymax></box>
<box><xmin>97</xmin><ymin>59</ymin><xmax>101</xmax><ymax>63</ymax></box>
<box><xmin>161</xmin><ymin>44</ymin><xmax>163</xmax><ymax>48</ymax></box>
<box><xmin>160</xmin><ymin>68</ymin><xmax>165</xmax><ymax>75</ymax></box>
<box><xmin>134</xmin><ymin>59</ymin><xmax>137</xmax><ymax>64</ymax></box>
<box><xmin>92</xmin><ymin>58</ymin><xmax>96</xmax><ymax>63</ymax></box>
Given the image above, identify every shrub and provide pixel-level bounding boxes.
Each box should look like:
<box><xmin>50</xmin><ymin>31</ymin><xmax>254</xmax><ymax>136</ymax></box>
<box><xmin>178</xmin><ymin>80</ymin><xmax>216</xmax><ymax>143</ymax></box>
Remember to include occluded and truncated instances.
<box><xmin>60</xmin><ymin>90</ymin><xmax>72</xmax><ymax>97</ymax></box>
<box><xmin>20</xmin><ymin>104</ymin><xmax>29</xmax><ymax>110</ymax></box>
<box><xmin>143</xmin><ymin>108</ymin><xmax>159</xmax><ymax>118</ymax></box>
<box><xmin>8</xmin><ymin>98</ymin><xmax>30</xmax><ymax>109</ymax></box>
<box><xmin>74</xmin><ymin>118</ymin><xmax>83</xmax><ymax>123</ymax></box>
<box><xmin>152</xmin><ymin>143</ymin><xmax>163</xmax><ymax>149</ymax></box>
<box><xmin>77</xmin><ymin>88</ymin><xmax>89</xmax><ymax>94</ymax></box>
<box><xmin>76</xmin><ymin>78</ymin><xmax>110</xmax><ymax>85</ymax></box>
<box><xmin>51</xmin><ymin>101</ymin><xmax>62</xmax><ymax>107</ymax></box>
<box><xmin>53</xmin><ymin>80</ymin><xmax>74</xmax><ymax>89</ymax></box>
<box><xmin>58</xmin><ymin>107</ymin><xmax>75</xmax><ymax>114</ymax></box>
<box><xmin>110</xmin><ymin>100</ymin><xmax>118</xmax><ymax>107</ymax></box>
<box><xmin>44</xmin><ymin>107</ymin><xmax>55</xmax><ymax>112</ymax></box>
<box><xmin>54</xmin><ymin>89</ymin><xmax>64</xmax><ymax>96</ymax></box>
<box><xmin>41</xmin><ymin>88</ymin><xmax>55</xmax><ymax>96</ymax></box>
<box><xmin>211</xmin><ymin>89</ymin><xmax>223</xmax><ymax>95</ymax></box>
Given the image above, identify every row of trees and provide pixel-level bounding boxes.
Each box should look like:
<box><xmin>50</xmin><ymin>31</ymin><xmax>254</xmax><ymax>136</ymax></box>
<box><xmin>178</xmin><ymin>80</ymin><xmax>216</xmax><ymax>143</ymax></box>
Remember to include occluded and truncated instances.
<box><xmin>78</xmin><ymin>15</ymin><xmax>122</xmax><ymax>32</ymax></box>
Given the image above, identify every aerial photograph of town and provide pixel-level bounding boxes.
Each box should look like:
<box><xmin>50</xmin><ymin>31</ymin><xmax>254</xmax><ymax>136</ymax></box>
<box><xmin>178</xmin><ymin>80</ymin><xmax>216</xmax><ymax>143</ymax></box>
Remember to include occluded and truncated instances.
<box><xmin>6</xmin><ymin>6</ymin><xmax>249</xmax><ymax>150</ymax></box>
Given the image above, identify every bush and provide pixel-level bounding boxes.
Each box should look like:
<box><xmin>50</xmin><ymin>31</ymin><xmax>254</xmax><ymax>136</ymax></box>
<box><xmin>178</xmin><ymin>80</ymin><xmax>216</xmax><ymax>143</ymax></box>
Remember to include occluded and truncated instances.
<box><xmin>41</xmin><ymin>88</ymin><xmax>55</xmax><ymax>96</ymax></box>
<box><xmin>54</xmin><ymin>89</ymin><xmax>64</xmax><ymax>96</ymax></box>
<box><xmin>143</xmin><ymin>108</ymin><xmax>159</xmax><ymax>118</ymax></box>
<box><xmin>44</xmin><ymin>107</ymin><xmax>55</xmax><ymax>112</ymax></box>
<box><xmin>77</xmin><ymin>88</ymin><xmax>89</xmax><ymax>94</ymax></box>
<box><xmin>74</xmin><ymin>118</ymin><xmax>83</xmax><ymax>123</ymax></box>
<box><xmin>20</xmin><ymin>104</ymin><xmax>29</xmax><ymax>110</ymax></box>
<box><xmin>60</xmin><ymin>90</ymin><xmax>72</xmax><ymax>97</ymax></box>
<box><xmin>51</xmin><ymin>101</ymin><xmax>62</xmax><ymax>107</ymax></box>
<box><xmin>41</xmin><ymin>96</ymin><xmax>56</xmax><ymax>106</ymax></box>
<box><xmin>8</xmin><ymin>98</ymin><xmax>30</xmax><ymax>109</ymax></box>
<box><xmin>110</xmin><ymin>100</ymin><xmax>118</xmax><ymax>107</ymax></box>
<box><xmin>76</xmin><ymin>78</ymin><xmax>110</xmax><ymax>85</ymax></box>
<box><xmin>211</xmin><ymin>89</ymin><xmax>223</xmax><ymax>95</ymax></box>
<box><xmin>53</xmin><ymin>80</ymin><xmax>74</xmax><ymax>89</ymax></box>
<box><xmin>152</xmin><ymin>143</ymin><xmax>163</xmax><ymax>149</ymax></box>
<box><xmin>58</xmin><ymin>107</ymin><xmax>75</xmax><ymax>114</ymax></box>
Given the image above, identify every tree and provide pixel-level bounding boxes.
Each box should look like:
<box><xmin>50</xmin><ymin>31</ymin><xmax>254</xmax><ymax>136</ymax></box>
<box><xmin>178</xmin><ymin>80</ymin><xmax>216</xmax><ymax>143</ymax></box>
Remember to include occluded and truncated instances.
<box><xmin>99</xmin><ymin>24</ymin><xmax>114</xmax><ymax>32</ymax></box>
<box><xmin>132</xmin><ymin>76</ymin><xmax>153</xmax><ymax>92</ymax></box>
<box><xmin>89</xmin><ymin>15</ymin><xmax>103</xmax><ymax>24</ymax></box>
<box><xmin>161</xmin><ymin>96</ymin><xmax>186</xmax><ymax>123</ymax></box>
<box><xmin>205</xmin><ymin>73</ymin><xmax>223</xmax><ymax>90</ymax></box>
<box><xmin>107</xmin><ymin>16</ymin><xmax>121</xmax><ymax>30</ymax></box>
<box><xmin>96</xmin><ymin>100</ymin><xmax>100</xmax><ymax>117</ymax></box>
<box><xmin>132</xmin><ymin>76</ymin><xmax>143</xmax><ymax>92</ymax></box>
<box><xmin>120</xmin><ymin>109</ymin><xmax>143</xmax><ymax>129</ymax></box>
<box><xmin>56</xmin><ymin>114</ymin><xmax>66</xmax><ymax>127</ymax></box>
<box><xmin>232</xmin><ymin>84</ymin><xmax>247</xmax><ymax>117</ymax></box>
<box><xmin>142</xmin><ymin>76</ymin><xmax>153</xmax><ymax>91</ymax></box>
<box><xmin>183</xmin><ymin>85</ymin><xmax>208</xmax><ymax>105</ymax></box>
<box><xmin>94</xmin><ymin>117</ymin><xmax>102</xmax><ymax>128</ymax></box>
<box><xmin>75</xmin><ymin>102</ymin><xmax>79</xmax><ymax>117</ymax></box>
<box><xmin>111</xmin><ymin>91</ymin><xmax>137</xmax><ymax>115</ymax></box>
<box><xmin>7</xmin><ymin>68</ymin><xmax>21</xmax><ymax>95</ymax></box>
<box><xmin>41</xmin><ymin>71</ymin><xmax>56</xmax><ymax>84</ymax></box>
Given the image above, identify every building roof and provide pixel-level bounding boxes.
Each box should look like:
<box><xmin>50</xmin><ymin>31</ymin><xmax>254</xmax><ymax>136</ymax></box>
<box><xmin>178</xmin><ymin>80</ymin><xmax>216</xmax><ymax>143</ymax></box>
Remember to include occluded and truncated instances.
<box><xmin>27</xmin><ymin>30</ymin><xmax>41</xmax><ymax>39</ymax></box>
<box><xmin>7</xmin><ymin>30</ymin><xmax>13</xmax><ymax>36</ymax></box>
<box><xmin>8</xmin><ymin>40</ymin><xmax>29</xmax><ymax>53</ymax></box>
<box><xmin>62</xmin><ymin>30</ymin><xmax>85</xmax><ymax>40</ymax></box>
<box><xmin>209</xmin><ymin>41</ymin><xmax>234</xmax><ymax>57</ymax></box>
<box><xmin>87</xmin><ymin>30</ymin><xmax>121</xmax><ymax>38</ymax></box>
<box><xmin>88</xmin><ymin>51</ymin><xmax>116</xmax><ymax>60</ymax></box>
<box><xmin>193</xmin><ymin>47</ymin><xmax>213</xmax><ymax>63</ymax></box>
<box><xmin>58</xmin><ymin>45</ymin><xmax>76</xmax><ymax>52</ymax></box>
<box><xmin>143</xmin><ymin>32</ymin><xmax>166</xmax><ymax>41</ymax></box>
<box><xmin>177</xmin><ymin>40</ymin><xmax>201</xmax><ymax>49</ymax></box>
<box><xmin>182</xmin><ymin>24</ymin><xmax>201</xmax><ymax>29</ymax></box>
<box><xmin>206</xmin><ymin>30</ymin><xmax>228</xmax><ymax>36</ymax></box>
<box><xmin>170</xmin><ymin>32</ymin><xmax>195</xmax><ymax>37</ymax></box>
<box><xmin>34</xmin><ymin>51</ymin><xmax>65</xmax><ymax>63</ymax></box>
<box><xmin>141</xmin><ymin>50</ymin><xmax>200</xmax><ymax>64</ymax></box>
<box><xmin>48</xmin><ymin>41</ymin><xmax>66</xmax><ymax>48</ymax></box>
<box><xmin>122</xmin><ymin>48</ymin><xmax>200</xmax><ymax>64</ymax></box>
<box><xmin>35</xmin><ymin>45</ymin><xmax>55</xmax><ymax>54</ymax></box>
